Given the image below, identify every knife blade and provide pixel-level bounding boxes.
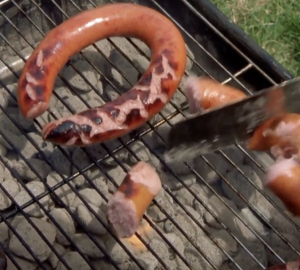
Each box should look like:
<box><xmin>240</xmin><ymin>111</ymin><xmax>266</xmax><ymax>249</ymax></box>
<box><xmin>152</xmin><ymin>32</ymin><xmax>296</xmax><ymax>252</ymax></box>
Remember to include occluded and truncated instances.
<box><xmin>164</xmin><ymin>77</ymin><xmax>300</xmax><ymax>164</ymax></box>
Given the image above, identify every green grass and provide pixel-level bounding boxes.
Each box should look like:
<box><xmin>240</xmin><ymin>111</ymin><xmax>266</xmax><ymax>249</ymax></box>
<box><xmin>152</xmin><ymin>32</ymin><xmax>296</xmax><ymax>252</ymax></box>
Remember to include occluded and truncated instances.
<box><xmin>210</xmin><ymin>0</ymin><xmax>300</xmax><ymax>76</ymax></box>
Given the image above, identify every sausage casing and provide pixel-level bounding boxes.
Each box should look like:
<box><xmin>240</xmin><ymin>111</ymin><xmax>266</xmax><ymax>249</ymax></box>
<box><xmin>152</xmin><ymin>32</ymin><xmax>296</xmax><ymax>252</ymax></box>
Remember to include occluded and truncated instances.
<box><xmin>184</xmin><ymin>76</ymin><xmax>247</xmax><ymax>113</ymax></box>
<box><xmin>17</xmin><ymin>3</ymin><xmax>187</xmax><ymax>146</ymax></box>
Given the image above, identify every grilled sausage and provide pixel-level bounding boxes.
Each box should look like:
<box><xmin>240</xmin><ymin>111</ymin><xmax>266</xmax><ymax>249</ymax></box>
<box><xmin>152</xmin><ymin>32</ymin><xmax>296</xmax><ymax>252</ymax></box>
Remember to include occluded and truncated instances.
<box><xmin>265</xmin><ymin>158</ymin><xmax>300</xmax><ymax>216</ymax></box>
<box><xmin>184</xmin><ymin>76</ymin><xmax>247</xmax><ymax>114</ymax></box>
<box><xmin>17</xmin><ymin>3</ymin><xmax>187</xmax><ymax>146</ymax></box>
<box><xmin>248</xmin><ymin>113</ymin><xmax>300</xmax><ymax>159</ymax></box>
<box><xmin>107</xmin><ymin>161</ymin><xmax>162</xmax><ymax>238</ymax></box>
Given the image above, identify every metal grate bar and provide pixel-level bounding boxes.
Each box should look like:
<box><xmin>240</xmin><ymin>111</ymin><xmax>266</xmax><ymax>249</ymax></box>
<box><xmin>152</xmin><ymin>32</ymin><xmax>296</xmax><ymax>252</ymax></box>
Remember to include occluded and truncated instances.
<box><xmin>0</xmin><ymin>0</ymin><xmax>299</xmax><ymax>269</ymax></box>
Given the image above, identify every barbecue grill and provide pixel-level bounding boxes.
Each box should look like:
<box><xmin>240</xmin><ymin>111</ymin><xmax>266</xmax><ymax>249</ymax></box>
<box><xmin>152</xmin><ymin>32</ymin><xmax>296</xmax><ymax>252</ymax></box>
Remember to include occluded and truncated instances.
<box><xmin>0</xmin><ymin>0</ymin><xmax>299</xmax><ymax>269</ymax></box>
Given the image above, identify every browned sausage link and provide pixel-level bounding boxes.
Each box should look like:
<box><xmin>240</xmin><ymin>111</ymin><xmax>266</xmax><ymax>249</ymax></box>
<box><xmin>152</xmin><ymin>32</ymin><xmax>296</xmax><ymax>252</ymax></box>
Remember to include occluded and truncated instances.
<box><xmin>184</xmin><ymin>76</ymin><xmax>247</xmax><ymax>113</ymax></box>
<box><xmin>248</xmin><ymin>113</ymin><xmax>300</xmax><ymax>158</ymax></box>
<box><xmin>17</xmin><ymin>3</ymin><xmax>187</xmax><ymax>146</ymax></box>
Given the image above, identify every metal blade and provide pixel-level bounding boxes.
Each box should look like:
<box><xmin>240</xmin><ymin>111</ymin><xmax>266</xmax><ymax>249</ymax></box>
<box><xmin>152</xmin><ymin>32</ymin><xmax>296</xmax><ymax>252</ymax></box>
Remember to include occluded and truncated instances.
<box><xmin>164</xmin><ymin>77</ymin><xmax>300</xmax><ymax>164</ymax></box>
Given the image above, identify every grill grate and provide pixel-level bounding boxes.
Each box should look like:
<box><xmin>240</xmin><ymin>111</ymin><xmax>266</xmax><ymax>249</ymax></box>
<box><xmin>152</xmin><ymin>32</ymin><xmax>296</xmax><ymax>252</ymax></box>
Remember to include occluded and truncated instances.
<box><xmin>0</xmin><ymin>0</ymin><xmax>299</xmax><ymax>270</ymax></box>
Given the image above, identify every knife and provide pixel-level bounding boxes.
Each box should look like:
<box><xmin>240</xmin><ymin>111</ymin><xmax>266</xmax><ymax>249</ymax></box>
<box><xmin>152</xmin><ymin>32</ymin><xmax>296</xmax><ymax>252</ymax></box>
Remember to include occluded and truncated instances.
<box><xmin>164</xmin><ymin>77</ymin><xmax>300</xmax><ymax>164</ymax></box>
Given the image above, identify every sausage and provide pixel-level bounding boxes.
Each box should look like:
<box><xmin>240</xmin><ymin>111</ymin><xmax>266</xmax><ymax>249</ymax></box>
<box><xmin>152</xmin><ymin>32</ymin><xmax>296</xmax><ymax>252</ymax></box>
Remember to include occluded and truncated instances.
<box><xmin>265</xmin><ymin>158</ymin><xmax>300</xmax><ymax>216</ymax></box>
<box><xmin>17</xmin><ymin>3</ymin><xmax>187</xmax><ymax>146</ymax></box>
<box><xmin>248</xmin><ymin>113</ymin><xmax>300</xmax><ymax>159</ymax></box>
<box><xmin>184</xmin><ymin>76</ymin><xmax>247</xmax><ymax>114</ymax></box>
<box><xmin>107</xmin><ymin>161</ymin><xmax>162</xmax><ymax>238</ymax></box>
<box><xmin>184</xmin><ymin>76</ymin><xmax>298</xmax><ymax>157</ymax></box>
<box><xmin>184</xmin><ymin>75</ymin><xmax>285</xmax><ymax>115</ymax></box>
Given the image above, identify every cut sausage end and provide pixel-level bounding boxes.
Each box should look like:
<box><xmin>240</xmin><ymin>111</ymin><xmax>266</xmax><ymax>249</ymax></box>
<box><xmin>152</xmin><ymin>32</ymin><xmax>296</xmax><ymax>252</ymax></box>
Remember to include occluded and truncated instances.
<box><xmin>107</xmin><ymin>191</ymin><xmax>138</xmax><ymax>238</ymax></box>
<box><xmin>25</xmin><ymin>102</ymin><xmax>48</xmax><ymax>120</ymax></box>
<box><xmin>17</xmin><ymin>3</ymin><xmax>187</xmax><ymax>146</ymax></box>
<box><xmin>184</xmin><ymin>75</ymin><xmax>204</xmax><ymax>114</ymax></box>
<box><xmin>129</xmin><ymin>161</ymin><xmax>162</xmax><ymax>196</ymax></box>
<box><xmin>265</xmin><ymin>158</ymin><xmax>299</xmax><ymax>185</ymax></box>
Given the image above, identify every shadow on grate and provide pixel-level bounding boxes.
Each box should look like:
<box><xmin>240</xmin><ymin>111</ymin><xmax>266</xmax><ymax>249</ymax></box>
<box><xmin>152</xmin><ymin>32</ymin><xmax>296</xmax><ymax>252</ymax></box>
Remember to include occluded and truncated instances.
<box><xmin>0</xmin><ymin>0</ymin><xmax>299</xmax><ymax>269</ymax></box>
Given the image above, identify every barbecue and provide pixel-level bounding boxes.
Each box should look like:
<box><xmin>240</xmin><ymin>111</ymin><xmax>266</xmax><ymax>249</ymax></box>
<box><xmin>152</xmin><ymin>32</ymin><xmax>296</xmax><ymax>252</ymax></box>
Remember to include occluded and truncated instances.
<box><xmin>0</xmin><ymin>0</ymin><xmax>299</xmax><ymax>270</ymax></box>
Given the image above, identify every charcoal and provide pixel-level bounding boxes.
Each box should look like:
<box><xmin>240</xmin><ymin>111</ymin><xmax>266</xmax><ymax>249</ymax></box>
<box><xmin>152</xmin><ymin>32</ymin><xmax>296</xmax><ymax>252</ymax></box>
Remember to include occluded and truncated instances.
<box><xmin>147</xmin><ymin>190</ymin><xmax>175</xmax><ymax>222</ymax></box>
<box><xmin>226</xmin><ymin>243</ymin><xmax>267</xmax><ymax>270</ymax></box>
<box><xmin>48</xmin><ymin>243</ymin><xmax>67</xmax><ymax>269</ymax></box>
<box><xmin>71</xmin><ymin>148</ymin><xmax>92</xmax><ymax>174</ymax></box>
<box><xmin>47</xmin><ymin>172</ymin><xmax>76</xmax><ymax>207</ymax></box>
<box><xmin>14</xmin><ymin>181</ymin><xmax>51</xmax><ymax>217</ymax></box>
<box><xmin>73</xmin><ymin>234</ymin><xmax>105</xmax><ymax>259</ymax></box>
<box><xmin>0</xmin><ymin>180</ymin><xmax>21</xmax><ymax>210</ymax></box>
<box><xmin>264</xmin><ymin>232</ymin><xmax>300</xmax><ymax>265</ymax></box>
<box><xmin>222</xmin><ymin>164</ymin><xmax>263</xmax><ymax>209</ymax></box>
<box><xmin>164</xmin><ymin>232</ymin><xmax>185</xmax><ymax>257</ymax></box>
<box><xmin>211</xmin><ymin>229</ymin><xmax>237</xmax><ymax>254</ymax></box>
<box><xmin>148</xmin><ymin>239</ymin><xmax>169</xmax><ymax>264</ymax></box>
<box><xmin>48</xmin><ymin>208</ymin><xmax>76</xmax><ymax>246</ymax></box>
<box><xmin>204</xmin><ymin>195</ymin><xmax>239</xmax><ymax>231</ymax></box>
<box><xmin>90</xmin><ymin>259</ymin><xmax>117</xmax><ymax>270</ymax></box>
<box><xmin>26</xmin><ymin>132</ymin><xmax>54</xmax><ymax>158</ymax></box>
<box><xmin>9</xmin><ymin>218</ymin><xmax>57</xmax><ymax>262</ymax></box>
<box><xmin>49</xmin><ymin>148</ymin><xmax>72</xmax><ymax>176</ymax></box>
<box><xmin>72</xmin><ymin>188</ymin><xmax>103</xmax><ymax>209</ymax></box>
<box><xmin>127</xmin><ymin>141</ymin><xmax>152</xmax><ymax>164</ymax></box>
<box><xmin>106</xmin><ymin>165</ymin><xmax>127</xmax><ymax>192</ymax></box>
<box><xmin>132</xmin><ymin>251</ymin><xmax>158</xmax><ymax>270</ymax></box>
<box><xmin>176</xmin><ymin>188</ymin><xmax>195</xmax><ymax>206</ymax></box>
<box><xmin>11</xmin><ymin>159</ymin><xmax>51</xmax><ymax>182</ymax></box>
<box><xmin>239</xmin><ymin>208</ymin><xmax>266</xmax><ymax>238</ymax></box>
<box><xmin>0</xmin><ymin>222</ymin><xmax>8</xmax><ymax>244</ymax></box>
<box><xmin>76</xmin><ymin>204</ymin><xmax>107</xmax><ymax>236</ymax></box>
<box><xmin>105</xmin><ymin>237</ymin><xmax>132</xmax><ymax>264</ymax></box>
<box><xmin>184</xmin><ymin>235</ymin><xmax>227</xmax><ymax>270</ymax></box>
<box><xmin>270</xmin><ymin>210</ymin><xmax>300</xmax><ymax>237</ymax></box>
<box><xmin>6</xmin><ymin>255</ymin><xmax>38</xmax><ymax>270</ymax></box>
<box><xmin>61</xmin><ymin>60</ymin><xmax>98</xmax><ymax>93</ymax></box>
<box><xmin>56</xmin><ymin>251</ymin><xmax>90</xmax><ymax>270</ymax></box>
<box><xmin>89</xmin><ymin>175</ymin><xmax>109</xmax><ymax>197</ymax></box>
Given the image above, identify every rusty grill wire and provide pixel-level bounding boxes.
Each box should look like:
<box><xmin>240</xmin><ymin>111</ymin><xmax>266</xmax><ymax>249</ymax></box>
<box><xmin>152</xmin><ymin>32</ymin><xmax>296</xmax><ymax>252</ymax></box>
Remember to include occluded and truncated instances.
<box><xmin>0</xmin><ymin>0</ymin><xmax>299</xmax><ymax>269</ymax></box>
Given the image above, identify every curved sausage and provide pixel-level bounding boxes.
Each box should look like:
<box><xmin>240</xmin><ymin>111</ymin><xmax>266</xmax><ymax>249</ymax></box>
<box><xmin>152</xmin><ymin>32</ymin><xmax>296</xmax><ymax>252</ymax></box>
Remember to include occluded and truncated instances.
<box><xmin>184</xmin><ymin>76</ymin><xmax>247</xmax><ymax>114</ymax></box>
<box><xmin>17</xmin><ymin>3</ymin><xmax>187</xmax><ymax>146</ymax></box>
<box><xmin>248</xmin><ymin>113</ymin><xmax>300</xmax><ymax>159</ymax></box>
<box><xmin>265</xmin><ymin>158</ymin><xmax>300</xmax><ymax>216</ymax></box>
<box><xmin>107</xmin><ymin>161</ymin><xmax>162</xmax><ymax>238</ymax></box>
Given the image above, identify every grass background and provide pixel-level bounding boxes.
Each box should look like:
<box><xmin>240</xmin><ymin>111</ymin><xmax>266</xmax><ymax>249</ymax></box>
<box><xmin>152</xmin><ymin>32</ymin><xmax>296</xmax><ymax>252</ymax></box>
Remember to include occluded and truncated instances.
<box><xmin>210</xmin><ymin>0</ymin><xmax>300</xmax><ymax>76</ymax></box>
